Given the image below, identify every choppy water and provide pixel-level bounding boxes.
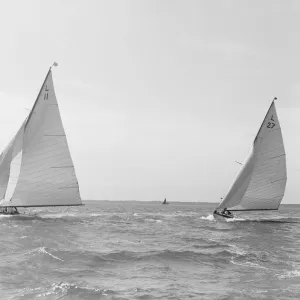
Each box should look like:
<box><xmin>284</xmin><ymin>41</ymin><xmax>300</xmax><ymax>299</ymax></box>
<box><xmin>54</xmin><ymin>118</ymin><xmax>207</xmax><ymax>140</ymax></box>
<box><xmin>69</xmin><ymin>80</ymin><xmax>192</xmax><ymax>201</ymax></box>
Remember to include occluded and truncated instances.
<box><xmin>1</xmin><ymin>201</ymin><xmax>300</xmax><ymax>299</ymax></box>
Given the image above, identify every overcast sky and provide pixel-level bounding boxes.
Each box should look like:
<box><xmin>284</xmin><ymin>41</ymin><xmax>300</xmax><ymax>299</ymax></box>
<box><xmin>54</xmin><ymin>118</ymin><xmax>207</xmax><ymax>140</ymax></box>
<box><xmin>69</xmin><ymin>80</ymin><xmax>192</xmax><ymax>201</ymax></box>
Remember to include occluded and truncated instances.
<box><xmin>0</xmin><ymin>0</ymin><xmax>299</xmax><ymax>203</ymax></box>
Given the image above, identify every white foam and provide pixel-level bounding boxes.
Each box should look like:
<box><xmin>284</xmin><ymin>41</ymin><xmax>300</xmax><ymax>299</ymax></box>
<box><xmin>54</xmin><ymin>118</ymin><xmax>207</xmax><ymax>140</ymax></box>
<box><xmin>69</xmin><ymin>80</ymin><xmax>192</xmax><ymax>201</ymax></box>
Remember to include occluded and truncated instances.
<box><xmin>201</xmin><ymin>214</ymin><xmax>215</xmax><ymax>221</ymax></box>
<box><xmin>231</xmin><ymin>259</ymin><xmax>266</xmax><ymax>269</ymax></box>
<box><xmin>228</xmin><ymin>244</ymin><xmax>247</xmax><ymax>256</ymax></box>
<box><xmin>145</xmin><ymin>218</ymin><xmax>163</xmax><ymax>223</ymax></box>
<box><xmin>38</xmin><ymin>247</ymin><xmax>64</xmax><ymax>261</ymax></box>
<box><xmin>226</xmin><ymin>217</ymin><xmax>246</xmax><ymax>222</ymax></box>
<box><xmin>278</xmin><ymin>270</ymin><xmax>300</xmax><ymax>279</ymax></box>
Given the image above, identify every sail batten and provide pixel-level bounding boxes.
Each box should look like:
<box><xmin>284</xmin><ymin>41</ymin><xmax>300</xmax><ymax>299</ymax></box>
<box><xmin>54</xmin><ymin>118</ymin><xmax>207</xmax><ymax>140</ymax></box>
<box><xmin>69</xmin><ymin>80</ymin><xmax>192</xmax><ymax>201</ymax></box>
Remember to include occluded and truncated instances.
<box><xmin>216</xmin><ymin>100</ymin><xmax>286</xmax><ymax>211</ymax></box>
<box><xmin>0</xmin><ymin>68</ymin><xmax>82</xmax><ymax>208</ymax></box>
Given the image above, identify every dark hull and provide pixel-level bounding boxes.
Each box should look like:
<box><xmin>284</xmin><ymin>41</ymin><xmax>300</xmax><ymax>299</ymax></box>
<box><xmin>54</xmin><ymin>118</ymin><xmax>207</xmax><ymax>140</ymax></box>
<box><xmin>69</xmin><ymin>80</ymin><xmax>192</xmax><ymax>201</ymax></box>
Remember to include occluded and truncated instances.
<box><xmin>0</xmin><ymin>207</ymin><xmax>20</xmax><ymax>215</ymax></box>
<box><xmin>213</xmin><ymin>211</ymin><xmax>234</xmax><ymax>221</ymax></box>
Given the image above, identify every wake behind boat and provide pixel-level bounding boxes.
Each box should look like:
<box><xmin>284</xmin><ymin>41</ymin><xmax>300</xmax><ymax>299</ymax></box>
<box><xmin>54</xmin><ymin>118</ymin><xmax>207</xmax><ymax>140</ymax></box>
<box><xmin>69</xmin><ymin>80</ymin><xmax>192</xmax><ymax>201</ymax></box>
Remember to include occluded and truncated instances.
<box><xmin>0</xmin><ymin>63</ymin><xmax>82</xmax><ymax>215</ymax></box>
<box><xmin>213</xmin><ymin>98</ymin><xmax>286</xmax><ymax>221</ymax></box>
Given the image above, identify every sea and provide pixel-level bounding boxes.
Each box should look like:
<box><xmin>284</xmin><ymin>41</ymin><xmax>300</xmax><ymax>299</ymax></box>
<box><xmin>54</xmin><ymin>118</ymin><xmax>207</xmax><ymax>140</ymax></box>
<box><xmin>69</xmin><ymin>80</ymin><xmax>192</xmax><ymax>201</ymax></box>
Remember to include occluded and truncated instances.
<box><xmin>1</xmin><ymin>200</ymin><xmax>300</xmax><ymax>300</ymax></box>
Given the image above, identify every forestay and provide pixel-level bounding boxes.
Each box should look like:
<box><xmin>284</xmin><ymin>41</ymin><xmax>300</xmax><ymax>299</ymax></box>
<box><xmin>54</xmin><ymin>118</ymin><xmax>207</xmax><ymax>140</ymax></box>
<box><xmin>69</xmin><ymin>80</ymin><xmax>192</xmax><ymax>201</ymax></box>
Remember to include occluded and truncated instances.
<box><xmin>217</xmin><ymin>100</ymin><xmax>286</xmax><ymax>211</ymax></box>
<box><xmin>0</xmin><ymin>68</ymin><xmax>82</xmax><ymax>207</ymax></box>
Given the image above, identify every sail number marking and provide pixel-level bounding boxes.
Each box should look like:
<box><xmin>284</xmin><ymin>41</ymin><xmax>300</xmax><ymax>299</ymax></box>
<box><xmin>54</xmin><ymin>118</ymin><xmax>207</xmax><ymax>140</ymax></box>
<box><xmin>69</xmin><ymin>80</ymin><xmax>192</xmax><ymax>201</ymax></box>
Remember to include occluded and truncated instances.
<box><xmin>267</xmin><ymin>122</ymin><xmax>275</xmax><ymax>128</ymax></box>
<box><xmin>44</xmin><ymin>85</ymin><xmax>49</xmax><ymax>100</ymax></box>
<box><xmin>267</xmin><ymin>115</ymin><xmax>275</xmax><ymax>128</ymax></box>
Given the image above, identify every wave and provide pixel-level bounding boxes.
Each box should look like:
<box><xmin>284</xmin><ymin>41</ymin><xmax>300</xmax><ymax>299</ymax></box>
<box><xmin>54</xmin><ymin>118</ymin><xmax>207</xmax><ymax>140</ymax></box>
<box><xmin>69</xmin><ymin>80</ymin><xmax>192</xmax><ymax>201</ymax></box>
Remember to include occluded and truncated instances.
<box><xmin>277</xmin><ymin>269</ymin><xmax>300</xmax><ymax>279</ymax></box>
<box><xmin>201</xmin><ymin>214</ymin><xmax>246</xmax><ymax>222</ymax></box>
<box><xmin>30</xmin><ymin>246</ymin><xmax>278</xmax><ymax>267</ymax></box>
<box><xmin>24</xmin><ymin>247</ymin><xmax>64</xmax><ymax>262</ymax></box>
<box><xmin>38</xmin><ymin>247</ymin><xmax>64</xmax><ymax>261</ymax></box>
<box><xmin>201</xmin><ymin>214</ymin><xmax>215</xmax><ymax>221</ymax></box>
<box><xmin>20</xmin><ymin>282</ymin><xmax>114</xmax><ymax>299</ymax></box>
<box><xmin>230</xmin><ymin>260</ymin><xmax>267</xmax><ymax>269</ymax></box>
<box><xmin>202</xmin><ymin>213</ymin><xmax>300</xmax><ymax>224</ymax></box>
<box><xmin>228</xmin><ymin>218</ymin><xmax>300</xmax><ymax>224</ymax></box>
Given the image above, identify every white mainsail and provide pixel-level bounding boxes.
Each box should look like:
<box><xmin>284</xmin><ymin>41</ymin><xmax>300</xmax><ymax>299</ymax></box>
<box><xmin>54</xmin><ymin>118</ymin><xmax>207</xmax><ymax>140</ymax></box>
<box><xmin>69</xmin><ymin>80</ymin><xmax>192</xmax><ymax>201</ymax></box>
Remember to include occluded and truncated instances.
<box><xmin>0</xmin><ymin>67</ymin><xmax>82</xmax><ymax>207</ymax></box>
<box><xmin>217</xmin><ymin>100</ymin><xmax>286</xmax><ymax>211</ymax></box>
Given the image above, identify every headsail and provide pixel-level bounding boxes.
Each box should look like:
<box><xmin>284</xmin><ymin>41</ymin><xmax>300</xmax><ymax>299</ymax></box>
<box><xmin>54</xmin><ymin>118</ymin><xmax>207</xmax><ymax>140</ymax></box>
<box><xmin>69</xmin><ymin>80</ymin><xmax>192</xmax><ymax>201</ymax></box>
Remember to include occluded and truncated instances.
<box><xmin>217</xmin><ymin>99</ymin><xmax>286</xmax><ymax>211</ymax></box>
<box><xmin>0</xmin><ymin>122</ymin><xmax>25</xmax><ymax>199</ymax></box>
<box><xmin>0</xmin><ymin>66</ymin><xmax>82</xmax><ymax>207</ymax></box>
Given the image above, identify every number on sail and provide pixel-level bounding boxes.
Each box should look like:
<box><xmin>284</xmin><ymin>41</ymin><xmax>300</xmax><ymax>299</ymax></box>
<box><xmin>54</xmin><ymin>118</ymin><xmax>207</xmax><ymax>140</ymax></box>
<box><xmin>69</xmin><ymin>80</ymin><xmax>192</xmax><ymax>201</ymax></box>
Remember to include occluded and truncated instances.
<box><xmin>44</xmin><ymin>85</ymin><xmax>49</xmax><ymax>100</ymax></box>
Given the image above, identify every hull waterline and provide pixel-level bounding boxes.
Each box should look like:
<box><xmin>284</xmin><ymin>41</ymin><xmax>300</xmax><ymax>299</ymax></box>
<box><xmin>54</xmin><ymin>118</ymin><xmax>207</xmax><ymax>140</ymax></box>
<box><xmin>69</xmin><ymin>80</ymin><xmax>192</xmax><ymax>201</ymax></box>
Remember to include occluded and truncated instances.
<box><xmin>213</xmin><ymin>212</ymin><xmax>234</xmax><ymax>221</ymax></box>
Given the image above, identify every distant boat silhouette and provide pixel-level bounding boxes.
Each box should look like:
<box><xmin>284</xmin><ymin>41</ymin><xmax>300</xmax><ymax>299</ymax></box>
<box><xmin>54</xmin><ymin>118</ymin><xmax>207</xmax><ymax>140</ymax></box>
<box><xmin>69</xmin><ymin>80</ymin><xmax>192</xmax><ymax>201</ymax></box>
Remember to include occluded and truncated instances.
<box><xmin>162</xmin><ymin>198</ymin><xmax>169</xmax><ymax>205</ymax></box>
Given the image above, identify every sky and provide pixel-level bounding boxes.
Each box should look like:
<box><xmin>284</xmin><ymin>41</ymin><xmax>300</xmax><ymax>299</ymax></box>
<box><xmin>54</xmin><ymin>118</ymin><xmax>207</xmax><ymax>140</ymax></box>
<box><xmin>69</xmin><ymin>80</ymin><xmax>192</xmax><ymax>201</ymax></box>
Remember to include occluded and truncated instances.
<box><xmin>0</xmin><ymin>0</ymin><xmax>299</xmax><ymax>203</ymax></box>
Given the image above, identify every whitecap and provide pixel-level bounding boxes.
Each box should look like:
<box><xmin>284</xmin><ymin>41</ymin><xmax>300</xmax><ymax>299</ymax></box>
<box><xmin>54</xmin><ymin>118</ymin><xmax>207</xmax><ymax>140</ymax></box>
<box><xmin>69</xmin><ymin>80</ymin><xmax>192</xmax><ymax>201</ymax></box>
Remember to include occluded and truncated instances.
<box><xmin>37</xmin><ymin>247</ymin><xmax>64</xmax><ymax>261</ymax></box>
<box><xmin>201</xmin><ymin>214</ymin><xmax>215</xmax><ymax>221</ymax></box>
<box><xmin>226</xmin><ymin>216</ymin><xmax>246</xmax><ymax>222</ymax></box>
<box><xmin>278</xmin><ymin>270</ymin><xmax>300</xmax><ymax>279</ymax></box>
<box><xmin>231</xmin><ymin>259</ymin><xmax>267</xmax><ymax>269</ymax></box>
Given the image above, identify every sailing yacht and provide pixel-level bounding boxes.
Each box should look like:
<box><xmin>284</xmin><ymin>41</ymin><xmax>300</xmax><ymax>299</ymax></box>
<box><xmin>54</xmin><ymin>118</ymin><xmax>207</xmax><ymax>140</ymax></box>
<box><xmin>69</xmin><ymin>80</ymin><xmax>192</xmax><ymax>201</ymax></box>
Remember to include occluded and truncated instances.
<box><xmin>162</xmin><ymin>198</ymin><xmax>169</xmax><ymax>205</ymax></box>
<box><xmin>0</xmin><ymin>63</ymin><xmax>82</xmax><ymax>214</ymax></box>
<box><xmin>213</xmin><ymin>98</ymin><xmax>286</xmax><ymax>221</ymax></box>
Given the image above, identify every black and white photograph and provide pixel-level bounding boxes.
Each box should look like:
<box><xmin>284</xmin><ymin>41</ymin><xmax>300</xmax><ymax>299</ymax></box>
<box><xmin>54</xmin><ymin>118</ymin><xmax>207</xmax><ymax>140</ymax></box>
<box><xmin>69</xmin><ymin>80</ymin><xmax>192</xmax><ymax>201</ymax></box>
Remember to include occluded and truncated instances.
<box><xmin>0</xmin><ymin>1</ymin><xmax>299</xmax><ymax>299</ymax></box>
